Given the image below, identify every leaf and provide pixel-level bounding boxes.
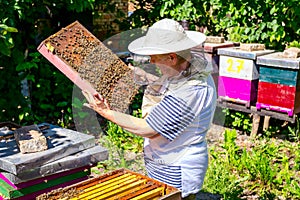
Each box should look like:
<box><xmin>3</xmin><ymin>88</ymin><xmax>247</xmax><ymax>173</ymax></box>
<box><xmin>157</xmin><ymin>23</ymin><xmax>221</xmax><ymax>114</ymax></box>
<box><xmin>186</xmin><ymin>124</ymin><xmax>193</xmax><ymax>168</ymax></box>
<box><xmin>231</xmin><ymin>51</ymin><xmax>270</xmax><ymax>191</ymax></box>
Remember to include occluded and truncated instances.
<box><xmin>26</xmin><ymin>74</ymin><xmax>35</xmax><ymax>82</ymax></box>
<box><xmin>0</xmin><ymin>40</ymin><xmax>11</xmax><ymax>56</ymax></box>
<box><xmin>0</xmin><ymin>24</ymin><xmax>18</xmax><ymax>33</ymax></box>
<box><xmin>270</xmin><ymin>6</ymin><xmax>276</xmax><ymax>15</ymax></box>
<box><xmin>57</xmin><ymin>101</ymin><xmax>68</xmax><ymax>107</ymax></box>
<box><xmin>16</xmin><ymin>62</ymin><xmax>38</xmax><ymax>71</ymax></box>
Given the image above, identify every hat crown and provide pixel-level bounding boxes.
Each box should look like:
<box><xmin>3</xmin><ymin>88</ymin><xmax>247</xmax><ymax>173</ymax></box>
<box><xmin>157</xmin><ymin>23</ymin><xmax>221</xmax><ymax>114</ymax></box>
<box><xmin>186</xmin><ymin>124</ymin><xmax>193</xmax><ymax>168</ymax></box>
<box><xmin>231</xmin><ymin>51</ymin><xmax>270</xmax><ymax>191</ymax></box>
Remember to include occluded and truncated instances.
<box><xmin>128</xmin><ymin>18</ymin><xmax>206</xmax><ymax>55</ymax></box>
<box><xmin>144</xmin><ymin>19</ymin><xmax>187</xmax><ymax>47</ymax></box>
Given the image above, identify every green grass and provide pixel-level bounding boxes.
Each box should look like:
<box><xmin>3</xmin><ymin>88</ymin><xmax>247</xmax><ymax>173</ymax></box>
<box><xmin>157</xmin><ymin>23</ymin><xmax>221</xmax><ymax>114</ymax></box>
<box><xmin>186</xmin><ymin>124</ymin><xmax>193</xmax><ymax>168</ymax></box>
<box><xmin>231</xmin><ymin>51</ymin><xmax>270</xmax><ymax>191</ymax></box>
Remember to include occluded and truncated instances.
<box><xmin>202</xmin><ymin>129</ymin><xmax>300</xmax><ymax>199</ymax></box>
<box><xmin>93</xmin><ymin>121</ymin><xmax>300</xmax><ymax>199</ymax></box>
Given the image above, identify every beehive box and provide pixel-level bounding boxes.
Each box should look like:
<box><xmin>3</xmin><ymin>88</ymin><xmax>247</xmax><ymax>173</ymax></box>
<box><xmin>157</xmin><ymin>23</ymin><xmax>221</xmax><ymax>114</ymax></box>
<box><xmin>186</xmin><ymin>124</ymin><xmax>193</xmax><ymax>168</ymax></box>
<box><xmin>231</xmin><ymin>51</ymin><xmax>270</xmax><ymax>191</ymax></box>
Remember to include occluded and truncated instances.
<box><xmin>217</xmin><ymin>46</ymin><xmax>274</xmax><ymax>106</ymax></box>
<box><xmin>37</xmin><ymin>21</ymin><xmax>140</xmax><ymax>113</ymax></box>
<box><xmin>218</xmin><ymin>47</ymin><xmax>274</xmax><ymax>80</ymax></box>
<box><xmin>0</xmin><ymin>168</ymin><xmax>90</xmax><ymax>200</ymax></box>
<box><xmin>37</xmin><ymin>168</ymin><xmax>181</xmax><ymax>200</ymax></box>
<box><xmin>0</xmin><ymin>125</ymin><xmax>96</xmax><ymax>176</ymax></box>
<box><xmin>256</xmin><ymin>52</ymin><xmax>300</xmax><ymax>116</ymax></box>
<box><xmin>218</xmin><ymin>76</ymin><xmax>258</xmax><ymax>107</ymax></box>
<box><xmin>192</xmin><ymin>38</ymin><xmax>235</xmax><ymax>90</ymax></box>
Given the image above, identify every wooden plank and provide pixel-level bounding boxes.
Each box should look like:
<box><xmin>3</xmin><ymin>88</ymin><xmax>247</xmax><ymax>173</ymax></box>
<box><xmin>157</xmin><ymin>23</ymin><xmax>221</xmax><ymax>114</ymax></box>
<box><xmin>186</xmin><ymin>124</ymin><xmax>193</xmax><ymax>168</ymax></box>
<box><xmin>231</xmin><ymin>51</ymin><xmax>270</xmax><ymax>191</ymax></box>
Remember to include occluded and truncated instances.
<box><xmin>218</xmin><ymin>76</ymin><xmax>258</xmax><ymax>105</ymax></box>
<box><xmin>37</xmin><ymin>21</ymin><xmax>140</xmax><ymax>113</ymax></box>
<box><xmin>1</xmin><ymin>166</ymin><xmax>91</xmax><ymax>189</ymax></box>
<box><xmin>256</xmin><ymin>52</ymin><xmax>300</xmax><ymax>69</ymax></box>
<box><xmin>218</xmin><ymin>47</ymin><xmax>275</xmax><ymax>60</ymax></box>
<box><xmin>251</xmin><ymin>114</ymin><xmax>260</xmax><ymax>137</ymax></box>
<box><xmin>259</xmin><ymin>66</ymin><xmax>299</xmax><ymax>86</ymax></box>
<box><xmin>257</xmin><ymin>81</ymin><xmax>296</xmax><ymax>110</ymax></box>
<box><xmin>203</xmin><ymin>42</ymin><xmax>235</xmax><ymax>53</ymax></box>
<box><xmin>217</xmin><ymin>99</ymin><xmax>296</xmax><ymax>123</ymax></box>
<box><xmin>219</xmin><ymin>55</ymin><xmax>259</xmax><ymax>80</ymax></box>
<box><xmin>263</xmin><ymin>116</ymin><xmax>271</xmax><ymax>131</ymax></box>
<box><xmin>0</xmin><ymin>170</ymin><xmax>90</xmax><ymax>199</ymax></box>
<box><xmin>9</xmin><ymin>176</ymin><xmax>88</xmax><ymax>200</ymax></box>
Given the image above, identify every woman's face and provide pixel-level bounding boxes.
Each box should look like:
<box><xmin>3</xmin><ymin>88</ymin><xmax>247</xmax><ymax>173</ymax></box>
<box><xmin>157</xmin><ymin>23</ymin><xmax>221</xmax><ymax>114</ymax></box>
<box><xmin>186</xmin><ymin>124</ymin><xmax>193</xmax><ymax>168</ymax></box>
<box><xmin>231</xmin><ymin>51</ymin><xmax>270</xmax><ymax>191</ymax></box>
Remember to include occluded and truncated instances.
<box><xmin>149</xmin><ymin>54</ymin><xmax>179</xmax><ymax>77</ymax></box>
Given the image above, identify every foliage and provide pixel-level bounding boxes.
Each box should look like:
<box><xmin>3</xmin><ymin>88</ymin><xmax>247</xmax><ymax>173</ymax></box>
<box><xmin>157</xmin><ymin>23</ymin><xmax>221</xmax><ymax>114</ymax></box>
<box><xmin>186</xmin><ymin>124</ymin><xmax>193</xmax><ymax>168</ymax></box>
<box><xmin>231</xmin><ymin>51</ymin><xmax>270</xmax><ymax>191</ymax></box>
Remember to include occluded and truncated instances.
<box><xmin>95</xmin><ymin>108</ymin><xmax>144</xmax><ymax>173</ymax></box>
<box><xmin>127</xmin><ymin>0</ymin><xmax>163</xmax><ymax>28</ymax></box>
<box><xmin>222</xmin><ymin>108</ymin><xmax>252</xmax><ymax>134</ymax></box>
<box><xmin>0</xmin><ymin>0</ymin><xmax>117</xmax><ymax>126</ymax></box>
<box><xmin>158</xmin><ymin>0</ymin><xmax>300</xmax><ymax>50</ymax></box>
<box><xmin>203</xmin><ymin>129</ymin><xmax>300</xmax><ymax>199</ymax></box>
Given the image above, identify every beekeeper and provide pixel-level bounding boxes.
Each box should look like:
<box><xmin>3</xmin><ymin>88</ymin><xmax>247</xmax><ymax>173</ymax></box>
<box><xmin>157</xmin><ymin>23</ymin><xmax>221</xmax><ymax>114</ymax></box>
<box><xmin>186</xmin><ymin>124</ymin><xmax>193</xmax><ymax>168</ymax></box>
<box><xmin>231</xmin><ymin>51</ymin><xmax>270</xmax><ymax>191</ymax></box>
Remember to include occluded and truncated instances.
<box><xmin>83</xmin><ymin>18</ymin><xmax>217</xmax><ymax>200</ymax></box>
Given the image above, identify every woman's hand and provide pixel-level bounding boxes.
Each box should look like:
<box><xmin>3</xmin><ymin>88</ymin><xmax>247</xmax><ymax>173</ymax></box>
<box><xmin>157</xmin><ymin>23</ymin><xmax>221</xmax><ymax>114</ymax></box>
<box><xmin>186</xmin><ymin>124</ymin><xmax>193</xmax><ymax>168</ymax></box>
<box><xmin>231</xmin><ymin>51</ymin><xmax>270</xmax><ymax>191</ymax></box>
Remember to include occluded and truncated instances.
<box><xmin>82</xmin><ymin>90</ymin><xmax>111</xmax><ymax>116</ymax></box>
<box><xmin>81</xmin><ymin>90</ymin><xmax>157</xmax><ymax>138</ymax></box>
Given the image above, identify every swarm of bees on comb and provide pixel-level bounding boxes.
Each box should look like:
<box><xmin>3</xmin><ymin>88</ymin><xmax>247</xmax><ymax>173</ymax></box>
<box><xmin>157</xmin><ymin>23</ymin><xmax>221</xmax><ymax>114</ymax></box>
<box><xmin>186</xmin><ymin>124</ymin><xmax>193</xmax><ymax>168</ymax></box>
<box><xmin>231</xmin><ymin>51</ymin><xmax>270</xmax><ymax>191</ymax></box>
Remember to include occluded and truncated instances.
<box><xmin>42</xmin><ymin>21</ymin><xmax>140</xmax><ymax>113</ymax></box>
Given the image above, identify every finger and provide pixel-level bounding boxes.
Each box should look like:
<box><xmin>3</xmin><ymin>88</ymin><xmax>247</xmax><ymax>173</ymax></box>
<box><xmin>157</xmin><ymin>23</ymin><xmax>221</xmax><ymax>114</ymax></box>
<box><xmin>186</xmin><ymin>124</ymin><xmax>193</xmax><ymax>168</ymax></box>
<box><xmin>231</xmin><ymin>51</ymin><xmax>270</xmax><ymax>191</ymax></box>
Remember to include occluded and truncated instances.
<box><xmin>104</xmin><ymin>99</ymin><xmax>111</xmax><ymax>109</ymax></box>
<box><xmin>93</xmin><ymin>93</ymin><xmax>103</xmax><ymax>101</ymax></box>
<box><xmin>82</xmin><ymin>90</ymin><xmax>95</xmax><ymax>104</ymax></box>
<box><xmin>83</xmin><ymin>103</ymin><xmax>92</xmax><ymax>109</ymax></box>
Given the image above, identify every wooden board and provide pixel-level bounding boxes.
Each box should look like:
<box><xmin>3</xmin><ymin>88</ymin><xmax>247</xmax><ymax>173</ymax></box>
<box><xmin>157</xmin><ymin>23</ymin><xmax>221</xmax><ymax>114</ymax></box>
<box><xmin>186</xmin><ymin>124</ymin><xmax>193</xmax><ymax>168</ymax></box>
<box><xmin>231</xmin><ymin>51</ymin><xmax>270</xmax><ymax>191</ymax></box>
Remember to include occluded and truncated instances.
<box><xmin>218</xmin><ymin>47</ymin><xmax>275</xmax><ymax>60</ymax></box>
<box><xmin>0</xmin><ymin>170</ymin><xmax>90</xmax><ymax>199</ymax></box>
<box><xmin>0</xmin><ymin>124</ymin><xmax>95</xmax><ymax>175</ymax></box>
<box><xmin>218</xmin><ymin>76</ymin><xmax>258</xmax><ymax>106</ymax></box>
<box><xmin>37</xmin><ymin>168</ymin><xmax>181</xmax><ymax>200</ymax></box>
<box><xmin>256</xmin><ymin>81</ymin><xmax>297</xmax><ymax>116</ymax></box>
<box><xmin>203</xmin><ymin>41</ymin><xmax>235</xmax><ymax>53</ymax></box>
<box><xmin>37</xmin><ymin>21</ymin><xmax>140</xmax><ymax>113</ymax></box>
<box><xmin>217</xmin><ymin>100</ymin><xmax>297</xmax><ymax>123</ymax></box>
<box><xmin>219</xmin><ymin>55</ymin><xmax>259</xmax><ymax>80</ymax></box>
<box><xmin>259</xmin><ymin>65</ymin><xmax>299</xmax><ymax>86</ymax></box>
<box><xmin>0</xmin><ymin>145</ymin><xmax>107</xmax><ymax>184</ymax></box>
<box><xmin>256</xmin><ymin>52</ymin><xmax>300</xmax><ymax>69</ymax></box>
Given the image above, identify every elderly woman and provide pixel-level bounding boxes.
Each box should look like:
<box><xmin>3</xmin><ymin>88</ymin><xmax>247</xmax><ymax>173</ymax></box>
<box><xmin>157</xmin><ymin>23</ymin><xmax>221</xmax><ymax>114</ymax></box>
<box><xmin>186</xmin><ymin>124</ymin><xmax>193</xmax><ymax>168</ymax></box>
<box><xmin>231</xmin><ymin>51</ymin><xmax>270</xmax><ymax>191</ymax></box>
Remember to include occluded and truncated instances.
<box><xmin>83</xmin><ymin>18</ymin><xmax>217</xmax><ymax>199</ymax></box>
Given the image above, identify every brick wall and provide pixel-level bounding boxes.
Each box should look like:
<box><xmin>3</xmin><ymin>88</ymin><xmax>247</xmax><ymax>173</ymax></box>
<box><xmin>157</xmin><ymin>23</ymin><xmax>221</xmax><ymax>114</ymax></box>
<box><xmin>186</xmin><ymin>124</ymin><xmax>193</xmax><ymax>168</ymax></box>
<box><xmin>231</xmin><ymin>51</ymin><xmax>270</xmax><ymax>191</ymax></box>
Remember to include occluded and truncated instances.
<box><xmin>93</xmin><ymin>0</ymin><xmax>128</xmax><ymax>41</ymax></box>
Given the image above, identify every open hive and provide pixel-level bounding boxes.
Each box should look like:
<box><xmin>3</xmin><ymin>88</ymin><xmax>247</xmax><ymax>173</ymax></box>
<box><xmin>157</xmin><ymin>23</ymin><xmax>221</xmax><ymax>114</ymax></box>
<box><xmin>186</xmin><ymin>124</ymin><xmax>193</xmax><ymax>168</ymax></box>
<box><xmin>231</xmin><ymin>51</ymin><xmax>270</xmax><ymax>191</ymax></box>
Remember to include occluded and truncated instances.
<box><xmin>36</xmin><ymin>169</ymin><xmax>181</xmax><ymax>200</ymax></box>
<box><xmin>37</xmin><ymin>21</ymin><xmax>140</xmax><ymax>113</ymax></box>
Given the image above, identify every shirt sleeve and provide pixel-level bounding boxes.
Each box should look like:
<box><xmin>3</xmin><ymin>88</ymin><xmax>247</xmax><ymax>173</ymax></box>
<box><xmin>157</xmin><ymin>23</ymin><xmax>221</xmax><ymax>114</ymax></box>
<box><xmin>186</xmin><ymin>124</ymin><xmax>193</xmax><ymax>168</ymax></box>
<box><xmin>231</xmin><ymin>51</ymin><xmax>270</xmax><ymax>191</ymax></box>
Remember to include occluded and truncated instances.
<box><xmin>145</xmin><ymin>95</ymin><xmax>195</xmax><ymax>141</ymax></box>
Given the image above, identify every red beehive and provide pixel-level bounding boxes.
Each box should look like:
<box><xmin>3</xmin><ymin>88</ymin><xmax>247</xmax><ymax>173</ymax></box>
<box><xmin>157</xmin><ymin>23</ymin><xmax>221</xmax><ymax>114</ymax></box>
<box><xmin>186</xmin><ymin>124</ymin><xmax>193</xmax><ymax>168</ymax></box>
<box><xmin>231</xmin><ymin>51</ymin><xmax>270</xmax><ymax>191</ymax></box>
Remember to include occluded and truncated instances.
<box><xmin>256</xmin><ymin>51</ymin><xmax>300</xmax><ymax>116</ymax></box>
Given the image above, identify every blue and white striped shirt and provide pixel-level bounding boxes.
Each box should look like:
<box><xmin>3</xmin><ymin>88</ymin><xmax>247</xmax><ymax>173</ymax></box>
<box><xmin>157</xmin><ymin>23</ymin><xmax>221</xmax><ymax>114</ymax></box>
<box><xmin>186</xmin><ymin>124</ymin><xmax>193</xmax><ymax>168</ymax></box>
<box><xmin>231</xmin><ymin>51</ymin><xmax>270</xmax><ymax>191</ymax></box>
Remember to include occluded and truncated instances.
<box><xmin>143</xmin><ymin>67</ymin><xmax>216</xmax><ymax>197</ymax></box>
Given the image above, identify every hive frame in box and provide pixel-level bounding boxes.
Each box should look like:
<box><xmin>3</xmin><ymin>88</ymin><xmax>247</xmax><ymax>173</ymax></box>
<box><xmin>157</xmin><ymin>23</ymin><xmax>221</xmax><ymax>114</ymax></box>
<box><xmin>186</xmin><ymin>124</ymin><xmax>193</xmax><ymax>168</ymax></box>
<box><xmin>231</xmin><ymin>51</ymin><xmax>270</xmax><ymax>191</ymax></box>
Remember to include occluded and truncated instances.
<box><xmin>37</xmin><ymin>21</ymin><xmax>140</xmax><ymax>113</ymax></box>
<box><xmin>37</xmin><ymin>168</ymin><xmax>181</xmax><ymax>200</ymax></box>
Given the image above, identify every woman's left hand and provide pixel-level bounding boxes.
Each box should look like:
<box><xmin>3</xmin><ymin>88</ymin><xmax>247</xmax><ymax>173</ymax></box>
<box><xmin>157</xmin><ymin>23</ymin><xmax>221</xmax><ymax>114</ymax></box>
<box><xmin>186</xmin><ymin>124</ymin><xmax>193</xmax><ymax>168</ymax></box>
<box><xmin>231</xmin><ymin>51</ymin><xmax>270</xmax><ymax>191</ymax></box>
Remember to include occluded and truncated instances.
<box><xmin>82</xmin><ymin>90</ymin><xmax>111</xmax><ymax>114</ymax></box>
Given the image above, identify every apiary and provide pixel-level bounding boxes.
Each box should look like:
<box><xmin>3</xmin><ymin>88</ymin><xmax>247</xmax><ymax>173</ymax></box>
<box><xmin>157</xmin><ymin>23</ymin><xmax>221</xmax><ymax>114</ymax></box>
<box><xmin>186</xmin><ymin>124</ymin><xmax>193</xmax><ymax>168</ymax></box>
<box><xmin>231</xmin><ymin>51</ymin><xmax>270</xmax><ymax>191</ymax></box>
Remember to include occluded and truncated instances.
<box><xmin>256</xmin><ymin>50</ymin><xmax>300</xmax><ymax>116</ymax></box>
<box><xmin>217</xmin><ymin>45</ymin><xmax>274</xmax><ymax>107</ymax></box>
<box><xmin>37</xmin><ymin>168</ymin><xmax>181</xmax><ymax>200</ymax></box>
<box><xmin>37</xmin><ymin>21</ymin><xmax>140</xmax><ymax>113</ymax></box>
<box><xmin>0</xmin><ymin>123</ymin><xmax>108</xmax><ymax>200</ymax></box>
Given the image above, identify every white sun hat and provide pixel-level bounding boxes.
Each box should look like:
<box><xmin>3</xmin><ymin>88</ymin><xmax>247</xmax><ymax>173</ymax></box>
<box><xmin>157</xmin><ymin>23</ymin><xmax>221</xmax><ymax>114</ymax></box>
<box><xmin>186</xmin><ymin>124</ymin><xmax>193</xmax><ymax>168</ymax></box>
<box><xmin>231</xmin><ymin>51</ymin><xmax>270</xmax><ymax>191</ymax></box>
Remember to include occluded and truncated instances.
<box><xmin>128</xmin><ymin>18</ymin><xmax>206</xmax><ymax>55</ymax></box>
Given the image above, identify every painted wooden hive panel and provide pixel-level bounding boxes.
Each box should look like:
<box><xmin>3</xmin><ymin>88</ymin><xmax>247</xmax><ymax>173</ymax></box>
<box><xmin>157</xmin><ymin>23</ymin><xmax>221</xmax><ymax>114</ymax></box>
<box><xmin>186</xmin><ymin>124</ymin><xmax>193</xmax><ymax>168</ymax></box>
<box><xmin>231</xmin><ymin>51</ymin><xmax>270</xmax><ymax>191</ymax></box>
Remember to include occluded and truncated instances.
<box><xmin>219</xmin><ymin>55</ymin><xmax>259</xmax><ymax>80</ymax></box>
<box><xmin>256</xmin><ymin>81</ymin><xmax>298</xmax><ymax>116</ymax></box>
<box><xmin>218</xmin><ymin>47</ymin><xmax>274</xmax><ymax>80</ymax></box>
<box><xmin>36</xmin><ymin>169</ymin><xmax>181</xmax><ymax>200</ymax></box>
<box><xmin>218</xmin><ymin>76</ymin><xmax>258</xmax><ymax>104</ymax></box>
<box><xmin>259</xmin><ymin>66</ymin><xmax>299</xmax><ymax>86</ymax></box>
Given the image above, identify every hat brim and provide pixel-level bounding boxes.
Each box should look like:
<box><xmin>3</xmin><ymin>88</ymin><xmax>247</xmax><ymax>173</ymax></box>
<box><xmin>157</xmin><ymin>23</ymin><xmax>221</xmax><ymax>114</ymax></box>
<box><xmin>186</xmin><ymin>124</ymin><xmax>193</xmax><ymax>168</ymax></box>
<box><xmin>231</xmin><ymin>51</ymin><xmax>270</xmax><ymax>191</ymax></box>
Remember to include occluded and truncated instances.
<box><xmin>128</xmin><ymin>31</ymin><xmax>206</xmax><ymax>55</ymax></box>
